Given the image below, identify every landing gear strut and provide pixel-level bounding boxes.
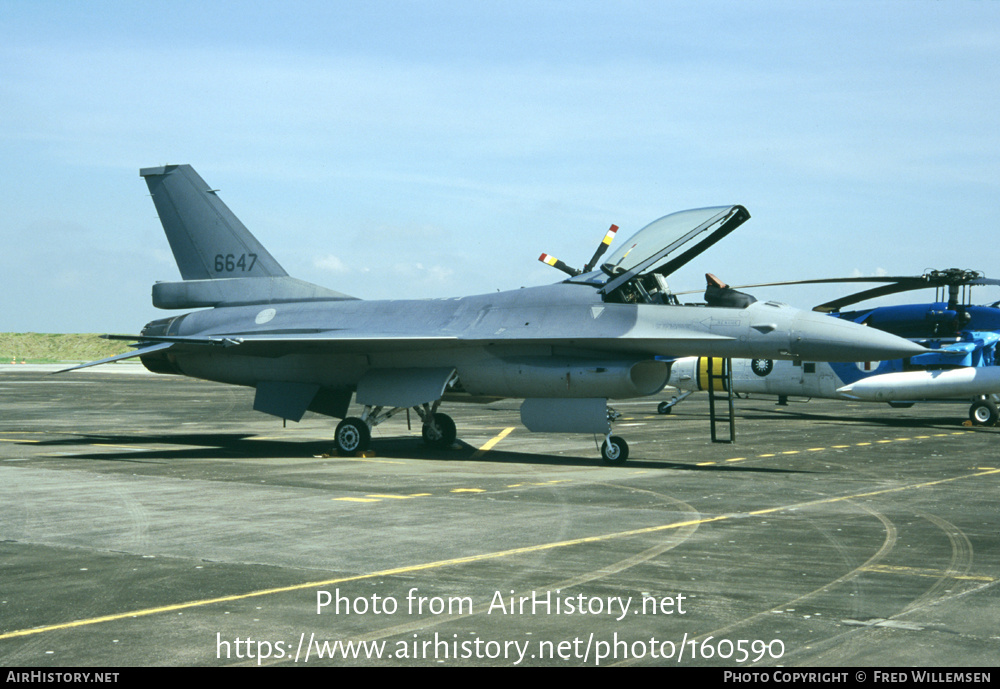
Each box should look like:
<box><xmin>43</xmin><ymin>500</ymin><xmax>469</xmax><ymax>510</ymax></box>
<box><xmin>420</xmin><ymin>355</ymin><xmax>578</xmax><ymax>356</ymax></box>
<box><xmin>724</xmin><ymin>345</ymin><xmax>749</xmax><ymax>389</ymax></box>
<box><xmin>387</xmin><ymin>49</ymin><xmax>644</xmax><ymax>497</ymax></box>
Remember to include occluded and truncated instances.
<box><xmin>598</xmin><ymin>406</ymin><xmax>629</xmax><ymax>465</ymax></box>
<box><xmin>657</xmin><ymin>391</ymin><xmax>693</xmax><ymax>414</ymax></box>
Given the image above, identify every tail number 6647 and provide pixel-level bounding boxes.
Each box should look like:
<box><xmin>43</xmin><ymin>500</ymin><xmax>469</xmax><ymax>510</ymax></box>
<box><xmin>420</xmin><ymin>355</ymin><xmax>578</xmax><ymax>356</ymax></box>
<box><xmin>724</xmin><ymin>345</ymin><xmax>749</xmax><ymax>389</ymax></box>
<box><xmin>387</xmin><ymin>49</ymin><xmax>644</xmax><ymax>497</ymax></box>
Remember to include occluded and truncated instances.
<box><xmin>214</xmin><ymin>253</ymin><xmax>258</xmax><ymax>272</ymax></box>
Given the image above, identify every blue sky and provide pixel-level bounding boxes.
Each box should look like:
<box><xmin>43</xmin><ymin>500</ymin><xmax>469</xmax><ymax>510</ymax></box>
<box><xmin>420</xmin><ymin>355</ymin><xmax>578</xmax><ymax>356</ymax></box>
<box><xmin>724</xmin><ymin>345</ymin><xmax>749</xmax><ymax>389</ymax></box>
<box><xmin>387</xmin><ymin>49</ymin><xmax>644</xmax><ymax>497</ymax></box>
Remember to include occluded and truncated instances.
<box><xmin>3</xmin><ymin>1</ymin><xmax>999</xmax><ymax>332</ymax></box>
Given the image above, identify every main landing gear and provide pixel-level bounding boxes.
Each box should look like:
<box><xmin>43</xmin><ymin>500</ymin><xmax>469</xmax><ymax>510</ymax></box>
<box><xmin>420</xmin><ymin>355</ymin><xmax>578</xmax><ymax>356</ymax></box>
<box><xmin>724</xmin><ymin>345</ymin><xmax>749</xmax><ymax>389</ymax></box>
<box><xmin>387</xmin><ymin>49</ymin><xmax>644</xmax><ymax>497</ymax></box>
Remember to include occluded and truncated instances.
<box><xmin>334</xmin><ymin>417</ymin><xmax>371</xmax><ymax>455</ymax></box>
<box><xmin>334</xmin><ymin>401</ymin><xmax>457</xmax><ymax>456</ymax></box>
<box><xmin>334</xmin><ymin>400</ymin><xmax>635</xmax><ymax>464</ymax></box>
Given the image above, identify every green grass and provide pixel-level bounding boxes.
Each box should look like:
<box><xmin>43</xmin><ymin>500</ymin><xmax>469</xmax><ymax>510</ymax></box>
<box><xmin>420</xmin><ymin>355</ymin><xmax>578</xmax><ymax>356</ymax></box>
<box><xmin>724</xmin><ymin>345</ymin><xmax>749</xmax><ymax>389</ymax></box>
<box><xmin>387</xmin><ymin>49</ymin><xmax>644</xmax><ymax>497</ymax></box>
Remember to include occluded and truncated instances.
<box><xmin>0</xmin><ymin>333</ymin><xmax>133</xmax><ymax>364</ymax></box>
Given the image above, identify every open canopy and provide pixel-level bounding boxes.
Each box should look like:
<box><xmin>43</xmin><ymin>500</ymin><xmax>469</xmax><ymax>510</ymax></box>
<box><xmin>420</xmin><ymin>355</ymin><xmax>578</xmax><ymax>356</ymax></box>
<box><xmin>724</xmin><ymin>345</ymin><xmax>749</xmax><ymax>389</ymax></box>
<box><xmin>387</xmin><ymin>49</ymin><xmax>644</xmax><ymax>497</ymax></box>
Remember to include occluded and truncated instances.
<box><xmin>569</xmin><ymin>204</ymin><xmax>750</xmax><ymax>304</ymax></box>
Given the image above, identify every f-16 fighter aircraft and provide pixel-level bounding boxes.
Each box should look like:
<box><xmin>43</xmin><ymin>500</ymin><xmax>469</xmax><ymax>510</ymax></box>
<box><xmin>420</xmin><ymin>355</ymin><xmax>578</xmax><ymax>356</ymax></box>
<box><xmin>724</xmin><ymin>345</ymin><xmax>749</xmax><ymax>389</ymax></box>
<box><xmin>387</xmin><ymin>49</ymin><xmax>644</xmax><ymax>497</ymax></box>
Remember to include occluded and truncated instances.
<box><xmin>64</xmin><ymin>165</ymin><xmax>924</xmax><ymax>463</ymax></box>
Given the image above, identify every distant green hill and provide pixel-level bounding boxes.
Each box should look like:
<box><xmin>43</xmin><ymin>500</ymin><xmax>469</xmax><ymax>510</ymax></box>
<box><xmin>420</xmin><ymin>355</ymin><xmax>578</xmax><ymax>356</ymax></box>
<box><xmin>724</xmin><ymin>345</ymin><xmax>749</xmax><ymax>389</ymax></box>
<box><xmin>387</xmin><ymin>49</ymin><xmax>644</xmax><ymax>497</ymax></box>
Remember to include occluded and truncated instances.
<box><xmin>0</xmin><ymin>333</ymin><xmax>132</xmax><ymax>364</ymax></box>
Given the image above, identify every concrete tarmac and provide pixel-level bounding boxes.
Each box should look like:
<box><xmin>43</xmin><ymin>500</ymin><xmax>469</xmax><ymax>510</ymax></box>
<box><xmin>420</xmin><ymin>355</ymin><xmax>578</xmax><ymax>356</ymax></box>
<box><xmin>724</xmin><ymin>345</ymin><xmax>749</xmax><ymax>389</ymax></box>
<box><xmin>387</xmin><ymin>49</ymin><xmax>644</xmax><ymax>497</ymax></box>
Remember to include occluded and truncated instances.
<box><xmin>1</xmin><ymin>367</ymin><xmax>997</xmax><ymax>667</ymax></box>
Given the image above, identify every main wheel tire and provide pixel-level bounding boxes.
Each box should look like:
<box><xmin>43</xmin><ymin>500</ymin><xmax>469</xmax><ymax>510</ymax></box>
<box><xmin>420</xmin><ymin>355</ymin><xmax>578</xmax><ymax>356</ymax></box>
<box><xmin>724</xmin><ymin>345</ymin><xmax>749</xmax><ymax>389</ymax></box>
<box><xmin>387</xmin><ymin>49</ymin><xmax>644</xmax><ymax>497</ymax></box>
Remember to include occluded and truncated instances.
<box><xmin>421</xmin><ymin>413</ymin><xmax>457</xmax><ymax>449</ymax></box>
<box><xmin>335</xmin><ymin>417</ymin><xmax>371</xmax><ymax>456</ymax></box>
<box><xmin>969</xmin><ymin>399</ymin><xmax>998</xmax><ymax>426</ymax></box>
<box><xmin>657</xmin><ymin>401</ymin><xmax>673</xmax><ymax>415</ymax></box>
<box><xmin>601</xmin><ymin>436</ymin><xmax>629</xmax><ymax>465</ymax></box>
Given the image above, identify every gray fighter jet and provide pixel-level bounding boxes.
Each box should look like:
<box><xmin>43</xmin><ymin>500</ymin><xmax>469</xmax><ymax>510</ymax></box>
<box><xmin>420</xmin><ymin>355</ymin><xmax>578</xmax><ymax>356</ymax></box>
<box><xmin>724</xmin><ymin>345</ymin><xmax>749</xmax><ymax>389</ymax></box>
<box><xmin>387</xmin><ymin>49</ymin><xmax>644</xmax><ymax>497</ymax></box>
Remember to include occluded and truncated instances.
<box><xmin>65</xmin><ymin>165</ymin><xmax>924</xmax><ymax>463</ymax></box>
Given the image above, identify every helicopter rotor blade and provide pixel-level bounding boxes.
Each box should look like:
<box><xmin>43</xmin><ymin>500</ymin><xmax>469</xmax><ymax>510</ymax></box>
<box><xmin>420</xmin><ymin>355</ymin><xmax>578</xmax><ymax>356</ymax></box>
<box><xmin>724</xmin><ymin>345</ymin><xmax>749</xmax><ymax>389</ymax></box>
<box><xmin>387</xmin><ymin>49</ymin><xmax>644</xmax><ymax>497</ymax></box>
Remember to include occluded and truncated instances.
<box><xmin>812</xmin><ymin>280</ymin><xmax>933</xmax><ymax>312</ymax></box>
<box><xmin>729</xmin><ymin>270</ymin><xmax>1000</xmax><ymax>311</ymax></box>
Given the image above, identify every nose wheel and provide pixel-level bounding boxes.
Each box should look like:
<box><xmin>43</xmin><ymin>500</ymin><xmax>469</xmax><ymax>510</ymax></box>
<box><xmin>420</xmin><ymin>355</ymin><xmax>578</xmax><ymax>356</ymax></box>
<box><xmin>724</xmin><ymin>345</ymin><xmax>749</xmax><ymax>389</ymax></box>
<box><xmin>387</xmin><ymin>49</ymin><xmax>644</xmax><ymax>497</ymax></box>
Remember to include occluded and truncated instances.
<box><xmin>600</xmin><ymin>435</ymin><xmax>629</xmax><ymax>465</ymax></box>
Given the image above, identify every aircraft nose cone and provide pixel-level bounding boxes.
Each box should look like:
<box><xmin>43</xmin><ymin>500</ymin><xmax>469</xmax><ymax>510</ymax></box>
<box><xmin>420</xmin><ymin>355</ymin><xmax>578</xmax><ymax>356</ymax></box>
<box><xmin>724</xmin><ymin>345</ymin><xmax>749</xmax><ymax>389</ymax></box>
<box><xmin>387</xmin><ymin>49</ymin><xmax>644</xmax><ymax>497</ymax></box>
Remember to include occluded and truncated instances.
<box><xmin>791</xmin><ymin>311</ymin><xmax>926</xmax><ymax>361</ymax></box>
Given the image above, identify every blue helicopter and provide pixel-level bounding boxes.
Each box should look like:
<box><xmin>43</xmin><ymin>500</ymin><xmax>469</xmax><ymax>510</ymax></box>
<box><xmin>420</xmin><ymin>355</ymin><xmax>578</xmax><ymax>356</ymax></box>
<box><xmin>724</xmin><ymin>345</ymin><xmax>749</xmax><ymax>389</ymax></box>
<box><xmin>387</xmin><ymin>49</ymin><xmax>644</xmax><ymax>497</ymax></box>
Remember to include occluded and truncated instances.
<box><xmin>663</xmin><ymin>269</ymin><xmax>1000</xmax><ymax>426</ymax></box>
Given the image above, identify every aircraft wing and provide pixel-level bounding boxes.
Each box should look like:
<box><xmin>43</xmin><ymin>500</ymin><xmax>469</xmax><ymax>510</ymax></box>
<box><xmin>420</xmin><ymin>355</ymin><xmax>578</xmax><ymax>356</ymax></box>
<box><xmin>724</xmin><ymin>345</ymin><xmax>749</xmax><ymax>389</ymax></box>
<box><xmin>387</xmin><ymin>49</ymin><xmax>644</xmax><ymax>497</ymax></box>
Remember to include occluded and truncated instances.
<box><xmin>96</xmin><ymin>329</ymin><xmax>737</xmax><ymax>359</ymax></box>
<box><xmin>100</xmin><ymin>333</ymin><xmax>463</xmax><ymax>355</ymax></box>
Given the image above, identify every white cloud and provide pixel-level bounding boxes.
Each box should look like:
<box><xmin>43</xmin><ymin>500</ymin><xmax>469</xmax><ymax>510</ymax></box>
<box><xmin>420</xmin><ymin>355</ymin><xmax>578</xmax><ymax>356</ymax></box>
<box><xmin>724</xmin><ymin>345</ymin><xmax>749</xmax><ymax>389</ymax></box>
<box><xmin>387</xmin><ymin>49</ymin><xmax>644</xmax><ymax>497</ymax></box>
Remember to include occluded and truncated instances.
<box><xmin>313</xmin><ymin>254</ymin><xmax>349</xmax><ymax>273</ymax></box>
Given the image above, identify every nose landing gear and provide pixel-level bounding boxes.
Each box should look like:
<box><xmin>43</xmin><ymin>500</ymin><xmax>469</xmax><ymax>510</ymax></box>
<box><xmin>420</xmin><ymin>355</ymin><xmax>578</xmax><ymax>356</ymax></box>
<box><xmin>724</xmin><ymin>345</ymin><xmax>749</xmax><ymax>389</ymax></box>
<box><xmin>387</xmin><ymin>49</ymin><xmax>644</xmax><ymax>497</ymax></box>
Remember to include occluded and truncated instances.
<box><xmin>600</xmin><ymin>434</ymin><xmax>629</xmax><ymax>465</ymax></box>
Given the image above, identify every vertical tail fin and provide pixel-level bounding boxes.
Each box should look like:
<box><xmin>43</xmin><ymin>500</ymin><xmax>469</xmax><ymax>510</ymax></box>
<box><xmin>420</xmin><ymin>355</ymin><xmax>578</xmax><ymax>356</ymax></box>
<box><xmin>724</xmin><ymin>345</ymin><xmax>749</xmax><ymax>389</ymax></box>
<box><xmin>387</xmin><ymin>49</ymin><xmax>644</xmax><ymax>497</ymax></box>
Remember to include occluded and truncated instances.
<box><xmin>140</xmin><ymin>164</ymin><xmax>287</xmax><ymax>280</ymax></box>
<box><xmin>141</xmin><ymin>164</ymin><xmax>355</xmax><ymax>308</ymax></box>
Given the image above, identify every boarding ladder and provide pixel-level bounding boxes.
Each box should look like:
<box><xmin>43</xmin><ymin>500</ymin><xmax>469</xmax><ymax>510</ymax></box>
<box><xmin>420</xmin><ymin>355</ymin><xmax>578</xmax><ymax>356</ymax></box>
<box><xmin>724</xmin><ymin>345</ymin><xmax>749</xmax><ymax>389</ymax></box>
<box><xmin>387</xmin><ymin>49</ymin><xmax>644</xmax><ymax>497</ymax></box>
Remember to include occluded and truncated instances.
<box><xmin>704</xmin><ymin>357</ymin><xmax>736</xmax><ymax>443</ymax></box>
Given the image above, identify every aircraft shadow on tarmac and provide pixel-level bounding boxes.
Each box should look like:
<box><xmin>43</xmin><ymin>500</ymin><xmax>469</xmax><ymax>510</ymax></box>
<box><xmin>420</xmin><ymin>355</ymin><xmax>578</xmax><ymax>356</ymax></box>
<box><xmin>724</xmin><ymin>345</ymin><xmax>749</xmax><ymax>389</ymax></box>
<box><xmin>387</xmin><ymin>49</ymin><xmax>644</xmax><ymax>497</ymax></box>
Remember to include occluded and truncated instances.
<box><xmin>654</xmin><ymin>398</ymin><xmax>994</xmax><ymax>430</ymax></box>
<box><xmin>731</xmin><ymin>404</ymin><xmax>989</xmax><ymax>430</ymax></box>
<box><xmin>28</xmin><ymin>432</ymin><xmax>803</xmax><ymax>474</ymax></box>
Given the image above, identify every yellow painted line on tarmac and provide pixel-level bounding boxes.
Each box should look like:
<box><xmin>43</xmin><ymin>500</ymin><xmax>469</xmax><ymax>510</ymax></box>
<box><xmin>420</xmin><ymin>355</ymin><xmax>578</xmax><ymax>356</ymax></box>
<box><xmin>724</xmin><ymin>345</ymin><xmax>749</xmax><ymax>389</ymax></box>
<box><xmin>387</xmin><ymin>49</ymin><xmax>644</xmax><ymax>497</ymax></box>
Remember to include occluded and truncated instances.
<box><xmin>5</xmin><ymin>466</ymin><xmax>997</xmax><ymax>643</ymax></box>
<box><xmin>337</xmin><ymin>492</ymin><xmax>435</xmax><ymax>504</ymax></box>
<box><xmin>451</xmin><ymin>488</ymin><xmax>485</xmax><ymax>493</ymax></box>
<box><xmin>0</xmin><ymin>438</ymin><xmax>39</xmax><ymax>443</ymax></box>
<box><xmin>695</xmin><ymin>429</ymin><xmax>979</xmax><ymax>467</ymax></box>
<box><xmin>471</xmin><ymin>427</ymin><xmax>515</xmax><ymax>459</ymax></box>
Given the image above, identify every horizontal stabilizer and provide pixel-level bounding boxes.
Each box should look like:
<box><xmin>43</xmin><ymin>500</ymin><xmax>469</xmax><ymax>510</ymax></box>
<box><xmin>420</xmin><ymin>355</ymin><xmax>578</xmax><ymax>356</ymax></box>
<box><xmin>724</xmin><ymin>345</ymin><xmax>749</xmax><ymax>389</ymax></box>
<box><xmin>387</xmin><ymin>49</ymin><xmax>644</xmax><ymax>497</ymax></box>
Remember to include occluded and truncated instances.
<box><xmin>54</xmin><ymin>342</ymin><xmax>173</xmax><ymax>373</ymax></box>
<box><xmin>153</xmin><ymin>276</ymin><xmax>355</xmax><ymax>309</ymax></box>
